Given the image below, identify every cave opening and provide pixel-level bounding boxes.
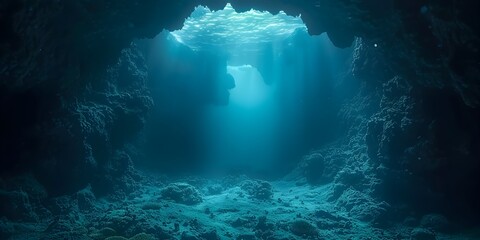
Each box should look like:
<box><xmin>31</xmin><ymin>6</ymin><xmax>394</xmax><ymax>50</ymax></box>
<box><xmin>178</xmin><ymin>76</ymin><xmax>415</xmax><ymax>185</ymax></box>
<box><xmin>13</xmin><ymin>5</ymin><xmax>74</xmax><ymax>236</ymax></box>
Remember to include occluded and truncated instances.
<box><xmin>142</xmin><ymin>3</ymin><xmax>354</xmax><ymax>177</ymax></box>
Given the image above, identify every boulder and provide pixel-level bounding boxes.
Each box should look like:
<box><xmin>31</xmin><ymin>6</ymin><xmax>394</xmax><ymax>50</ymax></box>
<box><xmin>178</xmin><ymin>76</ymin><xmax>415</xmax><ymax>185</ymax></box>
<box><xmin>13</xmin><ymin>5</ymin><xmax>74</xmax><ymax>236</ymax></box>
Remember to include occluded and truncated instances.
<box><xmin>289</xmin><ymin>220</ymin><xmax>318</xmax><ymax>237</ymax></box>
<box><xmin>240</xmin><ymin>180</ymin><xmax>273</xmax><ymax>201</ymax></box>
<box><xmin>160</xmin><ymin>183</ymin><xmax>203</xmax><ymax>205</ymax></box>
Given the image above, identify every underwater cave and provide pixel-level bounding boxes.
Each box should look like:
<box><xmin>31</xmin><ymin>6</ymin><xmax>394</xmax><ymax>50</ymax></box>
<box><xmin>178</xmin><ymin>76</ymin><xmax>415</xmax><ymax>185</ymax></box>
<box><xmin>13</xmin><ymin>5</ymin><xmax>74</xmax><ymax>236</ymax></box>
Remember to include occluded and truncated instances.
<box><xmin>1</xmin><ymin>1</ymin><xmax>480</xmax><ymax>239</ymax></box>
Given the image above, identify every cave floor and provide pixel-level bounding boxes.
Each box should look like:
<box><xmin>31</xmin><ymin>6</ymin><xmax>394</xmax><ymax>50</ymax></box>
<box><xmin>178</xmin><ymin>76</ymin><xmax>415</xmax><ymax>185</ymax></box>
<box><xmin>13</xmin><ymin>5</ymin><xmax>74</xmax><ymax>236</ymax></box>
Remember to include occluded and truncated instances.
<box><xmin>5</xmin><ymin>175</ymin><xmax>479</xmax><ymax>240</ymax></box>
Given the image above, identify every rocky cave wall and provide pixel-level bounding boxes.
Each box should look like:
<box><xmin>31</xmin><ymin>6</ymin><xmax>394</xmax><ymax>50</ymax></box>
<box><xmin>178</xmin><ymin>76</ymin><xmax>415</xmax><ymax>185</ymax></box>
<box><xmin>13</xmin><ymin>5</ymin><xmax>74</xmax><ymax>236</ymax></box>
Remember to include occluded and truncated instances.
<box><xmin>348</xmin><ymin>38</ymin><xmax>480</xmax><ymax>224</ymax></box>
<box><xmin>1</xmin><ymin>0</ymin><xmax>479</xmax><ymax>221</ymax></box>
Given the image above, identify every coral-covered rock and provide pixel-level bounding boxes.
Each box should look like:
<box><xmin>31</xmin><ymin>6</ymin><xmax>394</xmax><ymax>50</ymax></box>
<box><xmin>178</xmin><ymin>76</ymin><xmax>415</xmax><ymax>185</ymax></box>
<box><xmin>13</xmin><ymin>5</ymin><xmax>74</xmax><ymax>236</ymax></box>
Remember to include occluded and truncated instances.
<box><xmin>336</xmin><ymin>188</ymin><xmax>390</xmax><ymax>225</ymax></box>
<box><xmin>95</xmin><ymin>150</ymin><xmax>140</xmax><ymax>197</ymax></box>
<box><xmin>366</xmin><ymin>76</ymin><xmax>418</xmax><ymax>167</ymax></box>
<box><xmin>34</xmin><ymin>43</ymin><xmax>150</xmax><ymax>197</ymax></box>
<box><xmin>289</xmin><ymin>220</ymin><xmax>318</xmax><ymax>237</ymax></box>
<box><xmin>102</xmin><ymin>209</ymin><xmax>137</xmax><ymax>234</ymax></box>
<box><xmin>240</xmin><ymin>180</ymin><xmax>273</xmax><ymax>201</ymax></box>
<box><xmin>160</xmin><ymin>183</ymin><xmax>203</xmax><ymax>205</ymax></box>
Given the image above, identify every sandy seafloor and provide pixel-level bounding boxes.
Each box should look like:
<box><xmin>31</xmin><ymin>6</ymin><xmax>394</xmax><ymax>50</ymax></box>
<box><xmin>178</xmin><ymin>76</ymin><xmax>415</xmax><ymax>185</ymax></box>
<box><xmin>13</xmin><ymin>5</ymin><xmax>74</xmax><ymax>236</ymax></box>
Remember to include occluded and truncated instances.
<box><xmin>5</xmin><ymin>173</ymin><xmax>480</xmax><ymax>240</ymax></box>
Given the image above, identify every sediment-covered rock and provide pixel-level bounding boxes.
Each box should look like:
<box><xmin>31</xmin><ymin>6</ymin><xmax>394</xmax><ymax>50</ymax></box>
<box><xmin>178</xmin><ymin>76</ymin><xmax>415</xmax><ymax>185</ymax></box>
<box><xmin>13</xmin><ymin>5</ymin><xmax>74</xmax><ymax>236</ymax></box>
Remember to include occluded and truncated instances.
<box><xmin>289</xmin><ymin>219</ymin><xmax>318</xmax><ymax>238</ymax></box>
<box><xmin>240</xmin><ymin>180</ymin><xmax>273</xmax><ymax>201</ymax></box>
<box><xmin>160</xmin><ymin>183</ymin><xmax>203</xmax><ymax>205</ymax></box>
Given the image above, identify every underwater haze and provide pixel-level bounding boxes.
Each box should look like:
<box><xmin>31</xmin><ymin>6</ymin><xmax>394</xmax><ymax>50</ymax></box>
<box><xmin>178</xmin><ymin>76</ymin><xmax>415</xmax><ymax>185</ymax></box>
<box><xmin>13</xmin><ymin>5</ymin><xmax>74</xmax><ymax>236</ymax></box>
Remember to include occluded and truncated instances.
<box><xmin>144</xmin><ymin>5</ymin><xmax>352</xmax><ymax>178</ymax></box>
<box><xmin>1</xmin><ymin>1</ymin><xmax>480</xmax><ymax>240</ymax></box>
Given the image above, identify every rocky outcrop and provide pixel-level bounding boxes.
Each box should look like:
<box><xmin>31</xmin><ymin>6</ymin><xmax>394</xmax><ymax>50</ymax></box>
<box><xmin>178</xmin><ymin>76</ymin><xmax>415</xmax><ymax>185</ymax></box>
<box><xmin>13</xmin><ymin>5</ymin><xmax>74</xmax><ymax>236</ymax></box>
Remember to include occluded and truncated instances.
<box><xmin>0</xmin><ymin>43</ymin><xmax>151</xmax><ymax>198</ymax></box>
<box><xmin>347</xmin><ymin>38</ymin><xmax>480</xmax><ymax>224</ymax></box>
<box><xmin>240</xmin><ymin>180</ymin><xmax>273</xmax><ymax>201</ymax></box>
<box><xmin>159</xmin><ymin>183</ymin><xmax>203</xmax><ymax>205</ymax></box>
<box><xmin>51</xmin><ymin>44</ymin><xmax>151</xmax><ymax>196</ymax></box>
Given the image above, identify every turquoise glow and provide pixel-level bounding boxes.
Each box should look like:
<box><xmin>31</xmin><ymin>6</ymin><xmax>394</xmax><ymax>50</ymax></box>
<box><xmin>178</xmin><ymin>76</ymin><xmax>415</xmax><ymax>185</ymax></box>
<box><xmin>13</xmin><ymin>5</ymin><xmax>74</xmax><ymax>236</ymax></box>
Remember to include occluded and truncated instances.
<box><xmin>156</xmin><ymin>3</ymin><xmax>352</xmax><ymax>175</ymax></box>
<box><xmin>227</xmin><ymin>65</ymin><xmax>273</xmax><ymax>108</ymax></box>
<box><xmin>203</xmin><ymin>65</ymin><xmax>279</xmax><ymax>173</ymax></box>
<box><xmin>171</xmin><ymin>3</ymin><xmax>307</xmax><ymax>52</ymax></box>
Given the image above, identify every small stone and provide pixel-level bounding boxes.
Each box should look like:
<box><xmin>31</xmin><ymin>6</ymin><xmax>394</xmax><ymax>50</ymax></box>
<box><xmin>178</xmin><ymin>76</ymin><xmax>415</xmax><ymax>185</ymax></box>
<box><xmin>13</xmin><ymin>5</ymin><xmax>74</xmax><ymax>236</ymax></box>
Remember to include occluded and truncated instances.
<box><xmin>290</xmin><ymin>220</ymin><xmax>318</xmax><ymax>237</ymax></box>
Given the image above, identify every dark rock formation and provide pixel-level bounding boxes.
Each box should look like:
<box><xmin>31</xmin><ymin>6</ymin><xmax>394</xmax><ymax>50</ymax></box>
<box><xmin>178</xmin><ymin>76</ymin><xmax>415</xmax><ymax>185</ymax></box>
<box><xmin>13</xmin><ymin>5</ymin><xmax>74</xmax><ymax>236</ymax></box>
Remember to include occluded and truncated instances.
<box><xmin>34</xmin><ymin>44</ymin><xmax>151</xmax><ymax>197</ymax></box>
<box><xmin>299</xmin><ymin>149</ymin><xmax>346</xmax><ymax>185</ymax></box>
<box><xmin>348</xmin><ymin>38</ymin><xmax>480</xmax><ymax>224</ymax></box>
<box><xmin>1</xmin><ymin>42</ymin><xmax>151</xmax><ymax>197</ymax></box>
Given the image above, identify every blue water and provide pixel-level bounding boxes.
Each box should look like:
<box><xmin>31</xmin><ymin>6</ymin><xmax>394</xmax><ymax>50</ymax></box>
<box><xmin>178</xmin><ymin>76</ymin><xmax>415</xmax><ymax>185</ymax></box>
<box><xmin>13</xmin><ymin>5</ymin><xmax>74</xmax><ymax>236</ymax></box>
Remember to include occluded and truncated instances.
<box><xmin>203</xmin><ymin>65</ymin><xmax>279</xmax><ymax>174</ymax></box>
<box><xmin>146</xmin><ymin>3</ymin><xmax>353</xmax><ymax>176</ymax></box>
